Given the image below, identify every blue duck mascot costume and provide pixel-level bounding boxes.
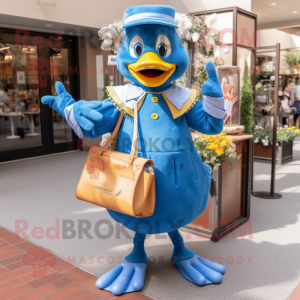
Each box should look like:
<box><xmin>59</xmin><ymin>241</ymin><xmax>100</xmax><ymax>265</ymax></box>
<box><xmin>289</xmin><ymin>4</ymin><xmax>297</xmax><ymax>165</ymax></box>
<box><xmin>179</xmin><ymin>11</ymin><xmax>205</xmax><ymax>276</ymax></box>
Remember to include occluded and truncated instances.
<box><xmin>42</xmin><ymin>5</ymin><xmax>227</xmax><ymax>296</ymax></box>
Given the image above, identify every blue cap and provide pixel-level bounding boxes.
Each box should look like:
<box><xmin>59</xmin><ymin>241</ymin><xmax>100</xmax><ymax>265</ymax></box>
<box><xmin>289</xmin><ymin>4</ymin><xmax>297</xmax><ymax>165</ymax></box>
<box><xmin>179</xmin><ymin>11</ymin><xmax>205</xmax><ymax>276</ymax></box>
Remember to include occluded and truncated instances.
<box><xmin>123</xmin><ymin>5</ymin><xmax>178</xmax><ymax>29</ymax></box>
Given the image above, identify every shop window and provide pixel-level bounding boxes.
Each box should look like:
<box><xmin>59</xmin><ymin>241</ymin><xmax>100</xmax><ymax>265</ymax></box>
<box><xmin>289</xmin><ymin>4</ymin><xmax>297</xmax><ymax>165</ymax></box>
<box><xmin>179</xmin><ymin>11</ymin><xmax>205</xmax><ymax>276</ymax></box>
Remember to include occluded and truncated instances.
<box><xmin>0</xmin><ymin>44</ymin><xmax>41</xmax><ymax>150</ymax></box>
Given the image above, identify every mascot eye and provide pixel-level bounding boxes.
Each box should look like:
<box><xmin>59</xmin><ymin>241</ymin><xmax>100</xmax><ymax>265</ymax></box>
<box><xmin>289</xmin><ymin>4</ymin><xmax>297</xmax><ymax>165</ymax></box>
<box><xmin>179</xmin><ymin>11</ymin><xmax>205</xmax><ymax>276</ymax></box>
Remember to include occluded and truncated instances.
<box><xmin>135</xmin><ymin>43</ymin><xmax>143</xmax><ymax>57</ymax></box>
<box><xmin>156</xmin><ymin>35</ymin><xmax>172</xmax><ymax>58</ymax></box>
<box><xmin>129</xmin><ymin>36</ymin><xmax>144</xmax><ymax>58</ymax></box>
<box><xmin>158</xmin><ymin>43</ymin><xmax>167</xmax><ymax>57</ymax></box>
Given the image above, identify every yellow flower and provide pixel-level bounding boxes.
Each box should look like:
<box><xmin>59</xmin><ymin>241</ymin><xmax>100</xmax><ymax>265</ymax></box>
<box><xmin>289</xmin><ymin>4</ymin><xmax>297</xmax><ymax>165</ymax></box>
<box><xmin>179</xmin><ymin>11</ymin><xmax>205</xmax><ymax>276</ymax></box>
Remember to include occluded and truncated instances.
<box><xmin>215</xmin><ymin>148</ymin><xmax>224</xmax><ymax>156</ymax></box>
<box><xmin>225</xmin><ymin>139</ymin><xmax>232</xmax><ymax>146</ymax></box>
<box><xmin>291</xmin><ymin>126</ymin><xmax>296</xmax><ymax>129</ymax></box>
<box><xmin>220</xmin><ymin>140</ymin><xmax>228</xmax><ymax>146</ymax></box>
<box><xmin>204</xmin><ymin>136</ymin><xmax>213</xmax><ymax>141</ymax></box>
<box><xmin>296</xmin><ymin>129</ymin><xmax>300</xmax><ymax>133</ymax></box>
<box><xmin>207</xmin><ymin>143</ymin><xmax>218</xmax><ymax>151</ymax></box>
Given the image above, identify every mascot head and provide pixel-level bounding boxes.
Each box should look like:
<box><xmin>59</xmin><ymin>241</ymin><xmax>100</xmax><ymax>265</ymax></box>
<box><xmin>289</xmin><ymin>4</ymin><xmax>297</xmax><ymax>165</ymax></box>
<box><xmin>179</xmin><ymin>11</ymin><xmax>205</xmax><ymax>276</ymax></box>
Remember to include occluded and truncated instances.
<box><xmin>117</xmin><ymin>5</ymin><xmax>189</xmax><ymax>91</ymax></box>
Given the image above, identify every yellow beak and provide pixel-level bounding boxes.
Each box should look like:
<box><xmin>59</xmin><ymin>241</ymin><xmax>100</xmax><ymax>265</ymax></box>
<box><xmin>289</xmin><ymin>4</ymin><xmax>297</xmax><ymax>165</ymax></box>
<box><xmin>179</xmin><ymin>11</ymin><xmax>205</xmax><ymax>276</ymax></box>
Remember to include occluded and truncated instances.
<box><xmin>128</xmin><ymin>52</ymin><xmax>176</xmax><ymax>87</ymax></box>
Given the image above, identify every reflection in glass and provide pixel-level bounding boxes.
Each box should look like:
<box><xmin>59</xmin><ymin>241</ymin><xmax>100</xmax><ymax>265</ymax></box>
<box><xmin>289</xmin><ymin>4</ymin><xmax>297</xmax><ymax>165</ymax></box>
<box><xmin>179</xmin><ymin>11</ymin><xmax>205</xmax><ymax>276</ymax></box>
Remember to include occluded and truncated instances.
<box><xmin>279</xmin><ymin>48</ymin><xmax>300</xmax><ymax>128</ymax></box>
<box><xmin>50</xmin><ymin>48</ymin><xmax>72</xmax><ymax>143</ymax></box>
<box><xmin>254</xmin><ymin>49</ymin><xmax>277</xmax><ymax>130</ymax></box>
<box><xmin>0</xmin><ymin>43</ymin><xmax>41</xmax><ymax>151</ymax></box>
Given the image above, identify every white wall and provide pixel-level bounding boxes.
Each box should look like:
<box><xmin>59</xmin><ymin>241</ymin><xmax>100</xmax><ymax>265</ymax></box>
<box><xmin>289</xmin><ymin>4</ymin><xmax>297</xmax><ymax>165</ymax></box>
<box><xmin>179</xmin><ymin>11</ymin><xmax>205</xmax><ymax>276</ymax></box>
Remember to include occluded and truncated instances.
<box><xmin>0</xmin><ymin>0</ymin><xmax>252</xmax><ymax>31</ymax></box>
<box><xmin>259</xmin><ymin>29</ymin><xmax>300</xmax><ymax>49</ymax></box>
<box><xmin>170</xmin><ymin>0</ymin><xmax>251</xmax><ymax>13</ymax></box>
<box><xmin>1</xmin><ymin>0</ymin><xmax>252</xmax><ymax>28</ymax></box>
<box><xmin>0</xmin><ymin>0</ymin><xmax>169</xmax><ymax>29</ymax></box>
<box><xmin>259</xmin><ymin>29</ymin><xmax>294</xmax><ymax>49</ymax></box>
<box><xmin>258</xmin><ymin>29</ymin><xmax>300</xmax><ymax>73</ymax></box>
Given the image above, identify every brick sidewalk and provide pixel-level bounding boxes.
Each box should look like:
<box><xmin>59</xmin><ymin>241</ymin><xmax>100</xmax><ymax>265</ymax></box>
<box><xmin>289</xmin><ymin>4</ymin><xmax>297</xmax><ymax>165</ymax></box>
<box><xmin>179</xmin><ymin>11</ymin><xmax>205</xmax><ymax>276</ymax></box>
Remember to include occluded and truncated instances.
<box><xmin>0</xmin><ymin>227</ymin><xmax>153</xmax><ymax>300</ymax></box>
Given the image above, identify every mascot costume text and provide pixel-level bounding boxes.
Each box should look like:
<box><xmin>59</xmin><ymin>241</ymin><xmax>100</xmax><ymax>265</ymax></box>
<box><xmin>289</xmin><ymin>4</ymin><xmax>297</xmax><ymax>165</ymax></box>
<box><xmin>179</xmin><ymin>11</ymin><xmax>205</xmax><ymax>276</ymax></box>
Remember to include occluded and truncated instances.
<box><xmin>42</xmin><ymin>5</ymin><xmax>227</xmax><ymax>296</ymax></box>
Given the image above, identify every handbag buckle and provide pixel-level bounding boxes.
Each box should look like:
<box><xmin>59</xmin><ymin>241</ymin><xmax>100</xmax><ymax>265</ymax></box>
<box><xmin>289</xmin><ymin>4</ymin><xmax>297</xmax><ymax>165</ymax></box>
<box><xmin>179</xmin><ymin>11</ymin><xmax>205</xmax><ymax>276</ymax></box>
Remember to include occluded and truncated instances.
<box><xmin>86</xmin><ymin>150</ymin><xmax>105</xmax><ymax>172</ymax></box>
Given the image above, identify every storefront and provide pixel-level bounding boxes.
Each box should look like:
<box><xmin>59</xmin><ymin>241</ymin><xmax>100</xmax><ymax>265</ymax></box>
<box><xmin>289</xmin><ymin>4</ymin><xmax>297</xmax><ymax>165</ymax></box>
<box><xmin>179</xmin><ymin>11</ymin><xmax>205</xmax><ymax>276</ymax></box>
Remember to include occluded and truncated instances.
<box><xmin>252</xmin><ymin>28</ymin><xmax>300</xmax><ymax>165</ymax></box>
<box><xmin>0</xmin><ymin>28</ymin><xmax>80</xmax><ymax>162</ymax></box>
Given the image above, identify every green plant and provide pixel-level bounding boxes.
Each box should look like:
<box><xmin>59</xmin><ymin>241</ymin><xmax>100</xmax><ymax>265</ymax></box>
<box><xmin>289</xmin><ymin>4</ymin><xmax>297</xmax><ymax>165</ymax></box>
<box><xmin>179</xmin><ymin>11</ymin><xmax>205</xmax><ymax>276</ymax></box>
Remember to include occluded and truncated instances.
<box><xmin>260</xmin><ymin>71</ymin><xmax>272</xmax><ymax>78</ymax></box>
<box><xmin>285</xmin><ymin>51</ymin><xmax>300</xmax><ymax>67</ymax></box>
<box><xmin>193</xmin><ymin>133</ymin><xmax>241</xmax><ymax>170</ymax></box>
<box><xmin>103</xmin><ymin>70</ymin><xmax>110</xmax><ymax>100</ymax></box>
<box><xmin>253</xmin><ymin>126</ymin><xmax>273</xmax><ymax>145</ymax></box>
<box><xmin>254</xmin><ymin>126</ymin><xmax>300</xmax><ymax>146</ymax></box>
<box><xmin>240</xmin><ymin>60</ymin><xmax>254</xmax><ymax>134</ymax></box>
<box><xmin>190</xmin><ymin>15</ymin><xmax>207</xmax><ymax>34</ymax></box>
<box><xmin>277</xmin><ymin>126</ymin><xmax>300</xmax><ymax>142</ymax></box>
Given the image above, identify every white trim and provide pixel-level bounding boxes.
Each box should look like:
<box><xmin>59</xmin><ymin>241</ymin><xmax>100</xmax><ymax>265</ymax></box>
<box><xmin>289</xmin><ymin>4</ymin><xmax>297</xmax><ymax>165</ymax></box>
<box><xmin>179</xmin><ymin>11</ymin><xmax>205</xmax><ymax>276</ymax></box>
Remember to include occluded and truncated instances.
<box><xmin>113</xmin><ymin>84</ymin><xmax>145</xmax><ymax>110</ymax></box>
<box><xmin>124</xmin><ymin>12</ymin><xmax>174</xmax><ymax>25</ymax></box>
<box><xmin>64</xmin><ymin>104</ymin><xmax>84</xmax><ymax>139</ymax></box>
<box><xmin>111</xmin><ymin>84</ymin><xmax>192</xmax><ymax>111</ymax></box>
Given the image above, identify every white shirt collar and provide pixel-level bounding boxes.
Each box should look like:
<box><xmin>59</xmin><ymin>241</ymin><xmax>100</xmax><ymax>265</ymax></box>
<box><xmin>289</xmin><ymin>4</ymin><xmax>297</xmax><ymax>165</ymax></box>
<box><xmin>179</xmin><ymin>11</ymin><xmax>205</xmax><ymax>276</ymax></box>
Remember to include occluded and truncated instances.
<box><xmin>112</xmin><ymin>84</ymin><xmax>192</xmax><ymax>110</ymax></box>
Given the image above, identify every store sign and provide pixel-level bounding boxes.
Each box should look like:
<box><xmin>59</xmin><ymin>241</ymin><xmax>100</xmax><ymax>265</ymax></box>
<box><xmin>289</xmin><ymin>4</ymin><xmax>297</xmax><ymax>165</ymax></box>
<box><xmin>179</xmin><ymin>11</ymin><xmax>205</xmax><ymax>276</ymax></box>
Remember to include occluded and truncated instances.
<box><xmin>108</xmin><ymin>55</ymin><xmax>117</xmax><ymax>66</ymax></box>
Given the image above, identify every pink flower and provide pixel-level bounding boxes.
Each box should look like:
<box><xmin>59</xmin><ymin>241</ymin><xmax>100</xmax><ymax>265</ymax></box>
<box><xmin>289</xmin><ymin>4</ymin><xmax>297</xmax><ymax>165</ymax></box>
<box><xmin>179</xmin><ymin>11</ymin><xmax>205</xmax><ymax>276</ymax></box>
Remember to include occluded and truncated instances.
<box><xmin>195</xmin><ymin>61</ymin><xmax>203</xmax><ymax>69</ymax></box>
<box><xmin>193</xmin><ymin>16</ymin><xmax>205</xmax><ymax>26</ymax></box>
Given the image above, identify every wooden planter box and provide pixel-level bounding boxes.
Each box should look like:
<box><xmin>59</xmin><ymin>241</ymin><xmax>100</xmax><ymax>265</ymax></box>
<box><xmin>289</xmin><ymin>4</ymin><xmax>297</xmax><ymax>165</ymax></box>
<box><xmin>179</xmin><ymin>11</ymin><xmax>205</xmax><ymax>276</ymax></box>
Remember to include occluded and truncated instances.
<box><xmin>254</xmin><ymin>140</ymin><xmax>293</xmax><ymax>165</ymax></box>
<box><xmin>185</xmin><ymin>135</ymin><xmax>253</xmax><ymax>242</ymax></box>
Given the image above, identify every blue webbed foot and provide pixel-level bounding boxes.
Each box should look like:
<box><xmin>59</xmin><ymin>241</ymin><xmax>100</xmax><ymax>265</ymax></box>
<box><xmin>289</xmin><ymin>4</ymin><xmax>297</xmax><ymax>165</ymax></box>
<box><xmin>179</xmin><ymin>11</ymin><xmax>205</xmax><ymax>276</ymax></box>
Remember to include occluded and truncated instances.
<box><xmin>95</xmin><ymin>260</ymin><xmax>147</xmax><ymax>295</ymax></box>
<box><xmin>174</xmin><ymin>255</ymin><xmax>225</xmax><ymax>286</ymax></box>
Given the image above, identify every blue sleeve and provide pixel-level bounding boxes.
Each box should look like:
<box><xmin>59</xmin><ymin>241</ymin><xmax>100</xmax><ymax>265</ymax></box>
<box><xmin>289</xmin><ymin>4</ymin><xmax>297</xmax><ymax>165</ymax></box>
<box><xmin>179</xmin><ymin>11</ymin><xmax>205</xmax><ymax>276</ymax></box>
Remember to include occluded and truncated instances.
<box><xmin>65</xmin><ymin>98</ymin><xmax>121</xmax><ymax>139</ymax></box>
<box><xmin>185</xmin><ymin>100</ymin><xmax>225</xmax><ymax>135</ymax></box>
<box><xmin>80</xmin><ymin>99</ymin><xmax>120</xmax><ymax>139</ymax></box>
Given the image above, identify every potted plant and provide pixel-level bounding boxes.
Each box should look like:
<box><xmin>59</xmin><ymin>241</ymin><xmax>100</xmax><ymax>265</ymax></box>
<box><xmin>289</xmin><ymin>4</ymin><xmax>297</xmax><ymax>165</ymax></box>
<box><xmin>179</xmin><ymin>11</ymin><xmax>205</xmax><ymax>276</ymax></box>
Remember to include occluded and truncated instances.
<box><xmin>188</xmin><ymin>133</ymin><xmax>245</xmax><ymax>242</ymax></box>
<box><xmin>240</xmin><ymin>60</ymin><xmax>254</xmax><ymax>134</ymax></box>
<box><xmin>193</xmin><ymin>132</ymin><xmax>241</xmax><ymax>209</ymax></box>
<box><xmin>193</xmin><ymin>132</ymin><xmax>241</xmax><ymax>170</ymax></box>
<box><xmin>254</xmin><ymin>125</ymin><xmax>300</xmax><ymax>164</ymax></box>
<box><xmin>285</xmin><ymin>51</ymin><xmax>300</xmax><ymax>72</ymax></box>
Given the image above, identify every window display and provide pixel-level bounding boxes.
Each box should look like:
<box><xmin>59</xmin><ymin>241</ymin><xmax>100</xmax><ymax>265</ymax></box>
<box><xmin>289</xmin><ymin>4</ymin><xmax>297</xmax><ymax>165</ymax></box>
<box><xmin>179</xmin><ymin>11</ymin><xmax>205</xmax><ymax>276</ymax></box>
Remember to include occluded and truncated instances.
<box><xmin>217</xmin><ymin>66</ymin><xmax>240</xmax><ymax>125</ymax></box>
<box><xmin>0</xmin><ymin>43</ymin><xmax>41</xmax><ymax>150</ymax></box>
<box><xmin>0</xmin><ymin>30</ymin><xmax>79</xmax><ymax>162</ymax></box>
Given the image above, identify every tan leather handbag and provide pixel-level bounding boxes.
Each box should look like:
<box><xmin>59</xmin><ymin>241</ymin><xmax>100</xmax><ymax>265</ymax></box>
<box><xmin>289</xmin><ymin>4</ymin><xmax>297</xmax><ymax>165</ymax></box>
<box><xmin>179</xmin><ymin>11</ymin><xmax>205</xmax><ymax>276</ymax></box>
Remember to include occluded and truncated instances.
<box><xmin>76</xmin><ymin>102</ymin><xmax>156</xmax><ymax>217</ymax></box>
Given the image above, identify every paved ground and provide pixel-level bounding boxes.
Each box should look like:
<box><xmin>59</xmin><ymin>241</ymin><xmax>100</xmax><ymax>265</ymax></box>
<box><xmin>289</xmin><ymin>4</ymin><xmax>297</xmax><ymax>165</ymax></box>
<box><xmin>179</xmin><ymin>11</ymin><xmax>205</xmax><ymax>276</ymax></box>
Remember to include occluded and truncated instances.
<box><xmin>0</xmin><ymin>226</ymin><xmax>151</xmax><ymax>300</ymax></box>
<box><xmin>1</xmin><ymin>139</ymin><xmax>300</xmax><ymax>300</ymax></box>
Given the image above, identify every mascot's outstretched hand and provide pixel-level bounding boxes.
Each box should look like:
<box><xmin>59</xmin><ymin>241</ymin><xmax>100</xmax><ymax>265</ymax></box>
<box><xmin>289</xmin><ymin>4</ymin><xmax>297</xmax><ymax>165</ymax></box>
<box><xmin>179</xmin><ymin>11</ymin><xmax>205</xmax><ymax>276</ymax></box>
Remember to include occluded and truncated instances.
<box><xmin>42</xmin><ymin>81</ymin><xmax>103</xmax><ymax>134</ymax></box>
<box><xmin>201</xmin><ymin>61</ymin><xmax>223</xmax><ymax>98</ymax></box>
<box><xmin>42</xmin><ymin>82</ymin><xmax>75</xmax><ymax>116</ymax></box>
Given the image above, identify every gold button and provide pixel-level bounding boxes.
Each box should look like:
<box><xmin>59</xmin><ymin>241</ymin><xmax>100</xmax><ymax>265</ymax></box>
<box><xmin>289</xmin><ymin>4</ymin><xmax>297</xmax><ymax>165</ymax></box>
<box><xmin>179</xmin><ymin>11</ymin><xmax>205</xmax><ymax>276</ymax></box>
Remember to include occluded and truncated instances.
<box><xmin>151</xmin><ymin>113</ymin><xmax>158</xmax><ymax>120</ymax></box>
<box><xmin>152</xmin><ymin>96</ymin><xmax>159</xmax><ymax>103</ymax></box>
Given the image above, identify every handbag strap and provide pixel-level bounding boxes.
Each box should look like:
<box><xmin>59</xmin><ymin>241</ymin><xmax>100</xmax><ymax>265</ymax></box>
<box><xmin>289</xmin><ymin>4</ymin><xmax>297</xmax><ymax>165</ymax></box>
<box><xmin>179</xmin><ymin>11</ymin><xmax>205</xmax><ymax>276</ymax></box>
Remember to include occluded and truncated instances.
<box><xmin>99</xmin><ymin>112</ymin><xmax>124</xmax><ymax>152</ymax></box>
<box><xmin>102</xmin><ymin>101</ymin><xmax>139</xmax><ymax>164</ymax></box>
<box><xmin>129</xmin><ymin>101</ymin><xmax>138</xmax><ymax>163</ymax></box>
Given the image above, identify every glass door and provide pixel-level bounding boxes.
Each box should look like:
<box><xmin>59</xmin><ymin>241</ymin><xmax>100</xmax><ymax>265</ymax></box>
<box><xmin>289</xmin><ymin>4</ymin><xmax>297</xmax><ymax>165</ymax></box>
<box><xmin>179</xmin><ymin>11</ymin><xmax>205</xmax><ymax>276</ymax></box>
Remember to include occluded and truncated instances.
<box><xmin>50</xmin><ymin>48</ymin><xmax>72</xmax><ymax>145</ymax></box>
<box><xmin>0</xmin><ymin>29</ymin><xmax>79</xmax><ymax>162</ymax></box>
<box><xmin>49</xmin><ymin>38</ymin><xmax>79</xmax><ymax>153</ymax></box>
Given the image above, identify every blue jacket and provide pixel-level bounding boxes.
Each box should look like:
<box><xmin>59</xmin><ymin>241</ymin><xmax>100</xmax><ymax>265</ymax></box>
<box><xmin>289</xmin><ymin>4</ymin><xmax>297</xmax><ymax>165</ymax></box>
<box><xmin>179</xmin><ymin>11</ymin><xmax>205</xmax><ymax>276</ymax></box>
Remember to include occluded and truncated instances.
<box><xmin>64</xmin><ymin>83</ymin><xmax>226</xmax><ymax>234</ymax></box>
